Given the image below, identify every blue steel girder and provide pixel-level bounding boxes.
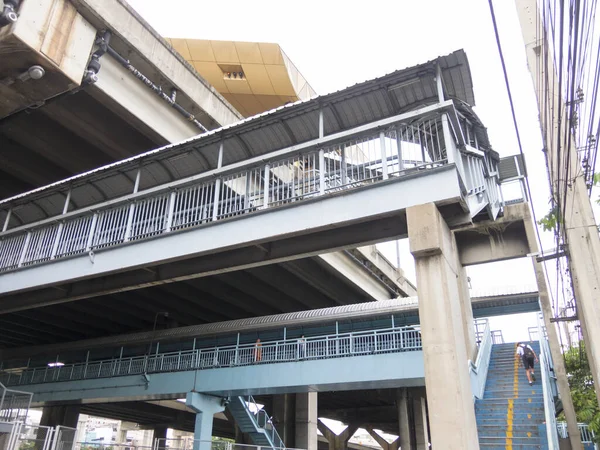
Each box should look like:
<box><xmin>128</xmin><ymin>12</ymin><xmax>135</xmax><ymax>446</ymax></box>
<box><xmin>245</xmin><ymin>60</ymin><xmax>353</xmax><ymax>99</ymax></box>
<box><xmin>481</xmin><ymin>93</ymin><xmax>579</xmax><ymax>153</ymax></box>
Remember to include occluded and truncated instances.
<box><xmin>21</xmin><ymin>351</ymin><xmax>424</xmax><ymax>406</ymax></box>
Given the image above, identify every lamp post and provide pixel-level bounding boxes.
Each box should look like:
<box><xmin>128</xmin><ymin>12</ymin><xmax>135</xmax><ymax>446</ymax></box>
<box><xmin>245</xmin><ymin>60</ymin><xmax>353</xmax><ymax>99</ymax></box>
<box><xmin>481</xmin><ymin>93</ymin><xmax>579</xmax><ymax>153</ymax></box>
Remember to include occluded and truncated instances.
<box><xmin>145</xmin><ymin>311</ymin><xmax>169</xmax><ymax>374</ymax></box>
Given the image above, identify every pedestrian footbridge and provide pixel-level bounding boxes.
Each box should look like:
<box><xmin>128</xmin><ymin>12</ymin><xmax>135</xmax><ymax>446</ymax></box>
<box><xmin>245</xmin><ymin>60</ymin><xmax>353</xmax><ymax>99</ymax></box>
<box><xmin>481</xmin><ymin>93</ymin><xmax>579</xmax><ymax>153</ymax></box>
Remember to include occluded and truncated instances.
<box><xmin>0</xmin><ymin>50</ymin><xmax>519</xmax><ymax>314</ymax></box>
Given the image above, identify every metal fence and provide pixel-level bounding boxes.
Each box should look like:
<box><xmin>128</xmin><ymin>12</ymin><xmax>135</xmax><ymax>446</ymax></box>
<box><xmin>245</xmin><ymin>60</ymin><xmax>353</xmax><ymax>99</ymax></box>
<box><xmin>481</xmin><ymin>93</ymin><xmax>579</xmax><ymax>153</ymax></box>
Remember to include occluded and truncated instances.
<box><xmin>557</xmin><ymin>422</ymin><xmax>598</xmax><ymax>447</ymax></box>
<box><xmin>538</xmin><ymin>315</ymin><xmax>560</xmax><ymax>449</ymax></box>
<box><xmin>4</xmin><ymin>424</ymin><xmax>76</xmax><ymax>450</ymax></box>
<box><xmin>0</xmin><ymin>110</ymin><xmax>499</xmax><ymax>274</ymax></box>
<box><xmin>0</xmin><ymin>382</ymin><xmax>32</xmax><ymax>423</ymax></box>
<box><xmin>153</xmin><ymin>440</ymin><xmax>295</xmax><ymax>450</ymax></box>
<box><xmin>0</xmin><ymin>326</ymin><xmax>422</xmax><ymax>387</ymax></box>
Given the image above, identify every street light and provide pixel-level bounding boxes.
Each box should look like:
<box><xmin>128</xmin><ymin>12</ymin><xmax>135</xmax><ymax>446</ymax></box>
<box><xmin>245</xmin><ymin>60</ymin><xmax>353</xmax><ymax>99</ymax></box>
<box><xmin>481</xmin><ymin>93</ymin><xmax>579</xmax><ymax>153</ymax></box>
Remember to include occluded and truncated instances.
<box><xmin>145</xmin><ymin>311</ymin><xmax>169</xmax><ymax>374</ymax></box>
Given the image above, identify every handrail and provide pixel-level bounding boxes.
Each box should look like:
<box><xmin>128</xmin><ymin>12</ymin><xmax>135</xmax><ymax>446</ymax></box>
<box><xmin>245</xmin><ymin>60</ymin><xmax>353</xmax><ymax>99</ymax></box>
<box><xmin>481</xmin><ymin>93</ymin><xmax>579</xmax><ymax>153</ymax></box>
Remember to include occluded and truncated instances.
<box><xmin>243</xmin><ymin>395</ymin><xmax>286</xmax><ymax>449</ymax></box>
<box><xmin>0</xmin><ymin>106</ymin><xmax>501</xmax><ymax>274</ymax></box>
<box><xmin>538</xmin><ymin>315</ymin><xmax>560</xmax><ymax>449</ymax></box>
<box><xmin>469</xmin><ymin>318</ymin><xmax>492</xmax><ymax>399</ymax></box>
<box><xmin>0</xmin><ymin>325</ymin><xmax>423</xmax><ymax>387</ymax></box>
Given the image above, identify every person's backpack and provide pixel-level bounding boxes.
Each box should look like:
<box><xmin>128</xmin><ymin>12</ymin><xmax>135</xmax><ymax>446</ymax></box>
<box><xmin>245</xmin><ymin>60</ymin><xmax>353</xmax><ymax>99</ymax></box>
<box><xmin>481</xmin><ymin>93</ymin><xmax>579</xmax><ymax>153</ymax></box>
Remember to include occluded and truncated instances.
<box><xmin>522</xmin><ymin>344</ymin><xmax>535</xmax><ymax>358</ymax></box>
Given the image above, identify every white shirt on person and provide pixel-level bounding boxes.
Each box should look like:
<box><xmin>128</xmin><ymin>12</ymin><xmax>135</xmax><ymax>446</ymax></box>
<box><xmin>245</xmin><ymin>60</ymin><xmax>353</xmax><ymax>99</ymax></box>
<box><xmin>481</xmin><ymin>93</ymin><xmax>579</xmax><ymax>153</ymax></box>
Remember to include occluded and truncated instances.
<box><xmin>516</xmin><ymin>344</ymin><xmax>533</xmax><ymax>356</ymax></box>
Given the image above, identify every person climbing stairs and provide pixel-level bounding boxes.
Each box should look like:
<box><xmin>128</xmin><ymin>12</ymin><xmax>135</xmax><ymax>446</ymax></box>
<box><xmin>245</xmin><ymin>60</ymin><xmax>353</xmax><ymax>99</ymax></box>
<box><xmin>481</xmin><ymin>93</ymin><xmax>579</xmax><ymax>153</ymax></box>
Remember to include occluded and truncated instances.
<box><xmin>476</xmin><ymin>341</ymin><xmax>549</xmax><ymax>449</ymax></box>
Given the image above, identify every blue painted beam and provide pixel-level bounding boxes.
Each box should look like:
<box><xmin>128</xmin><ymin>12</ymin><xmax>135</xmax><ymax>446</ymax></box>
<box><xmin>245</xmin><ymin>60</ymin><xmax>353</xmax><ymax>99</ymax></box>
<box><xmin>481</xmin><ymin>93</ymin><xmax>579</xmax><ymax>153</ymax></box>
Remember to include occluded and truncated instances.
<box><xmin>25</xmin><ymin>351</ymin><xmax>424</xmax><ymax>405</ymax></box>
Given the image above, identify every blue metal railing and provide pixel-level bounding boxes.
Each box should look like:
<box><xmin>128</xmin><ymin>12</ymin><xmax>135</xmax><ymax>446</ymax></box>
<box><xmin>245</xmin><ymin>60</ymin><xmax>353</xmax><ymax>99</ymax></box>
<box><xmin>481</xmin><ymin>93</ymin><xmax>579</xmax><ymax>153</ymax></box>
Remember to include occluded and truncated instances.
<box><xmin>538</xmin><ymin>314</ymin><xmax>560</xmax><ymax>449</ymax></box>
<box><xmin>242</xmin><ymin>395</ymin><xmax>286</xmax><ymax>449</ymax></box>
<box><xmin>0</xmin><ymin>325</ymin><xmax>422</xmax><ymax>387</ymax></box>
<box><xmin>470</xmin><ymin>318</ymin><xmax>492</xmax><ymax>399</ymax></box>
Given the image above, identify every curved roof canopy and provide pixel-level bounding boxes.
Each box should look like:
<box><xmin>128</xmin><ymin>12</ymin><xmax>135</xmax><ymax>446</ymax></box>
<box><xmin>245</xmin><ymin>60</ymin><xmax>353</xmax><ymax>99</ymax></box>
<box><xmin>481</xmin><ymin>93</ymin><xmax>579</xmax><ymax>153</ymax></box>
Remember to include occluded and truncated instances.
<box><xmin>0</xmin><ymin>49</ymin><xmax>491</xmax><ymax>228</ymax></box>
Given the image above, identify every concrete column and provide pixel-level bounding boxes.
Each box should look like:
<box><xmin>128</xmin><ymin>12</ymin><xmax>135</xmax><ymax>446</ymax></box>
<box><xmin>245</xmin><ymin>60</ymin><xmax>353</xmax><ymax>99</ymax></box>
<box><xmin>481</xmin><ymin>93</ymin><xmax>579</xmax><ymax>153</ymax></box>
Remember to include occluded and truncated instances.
<box><xmin>186</xmin><ymin>392</ymin><xmax>225</xmax><ymax>450</ymax></box>
<box><xmin>365</xmin><ymin>426</ymin><xmax>400</xmax><ymax>450</ymax></box>
<box><xmin>295</xmin><ymin>392</ymin><xmax>318</xmax><ymax>450</ymax></box>
<box><xmin>273</xmin><ymin>394</ymin><xmax>296</xmax><ymax>447</ymax></box>
<box><xmin>412</xmin><ymin>391</ymin><xmax>429</xmax><ymax>450</ymax></box>
<box><xmin>317</xmin><ymin>420</ymin><xmax>359</xmax><ymax>450</ymax></box>
<box><xmin>407</xmin><ymin>203</ymin><xmax>479</xmax><ymax>449</ymax></box>
<box><xmin>396</xmin><ymin>388</ymin><xmax>412</xmax><ymax>450</ymax></box>
<box><xmin>153</xmin><ymin>426</ymin><xmax>168</xmax><ymax>449</ymax></box>
<box><xmin>39</xmin><ymin>405</ymin><xmax>81</xmax><ymax>428</ymax></box>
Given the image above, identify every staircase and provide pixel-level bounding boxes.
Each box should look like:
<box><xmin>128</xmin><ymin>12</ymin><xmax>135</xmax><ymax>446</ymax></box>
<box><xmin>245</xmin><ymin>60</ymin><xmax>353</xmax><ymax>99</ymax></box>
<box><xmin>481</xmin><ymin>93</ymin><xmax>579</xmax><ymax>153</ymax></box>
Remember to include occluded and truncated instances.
<box><xmin>476</xmin><ymin>342</ymin><xmax>549</xmax><ymax>449</ymax></box>
<box><xmin>227</xmin><ymin>396</ymin><xmax>285</xmax><ymax>449</ymax></box>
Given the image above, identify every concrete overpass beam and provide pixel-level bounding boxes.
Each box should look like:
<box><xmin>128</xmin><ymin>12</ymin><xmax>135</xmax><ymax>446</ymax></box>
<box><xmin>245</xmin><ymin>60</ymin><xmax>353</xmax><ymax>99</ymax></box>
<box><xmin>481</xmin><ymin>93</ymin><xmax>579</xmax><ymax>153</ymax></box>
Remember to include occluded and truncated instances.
<box><xmin>318</xmin><ymin>252</ymin><xmax>390</xmax><ymax>301</ymax></box>
<box><xmin>0</xmin><ymin>0</ymin><xmax>96</xmax><ymax>119</ymax></box>
<box><xmin>185</xmin><ymin>392</ymin><xmax>225</xmax><ymax>450</ymax></box>
<box><xmin>68</xmin><ymin>0</ymin><xmax>242</xmax><ymax>127</ymax></box>
<box><xmin>295</xmin><ymin>392</ymin><xmax>317</xmax><ymax>450</ymax></box>
<box><xmin>407</xmin><ymin>203</ymin><xmax>479</xmax><ymax>449</ymax></box>
<box><xmin>317</xmin><ymin>419</ymin><xmax>359</xmax><ymax>450</ymax></box>
<box><xmin>91</xmin><ymin>55</ymin><xmax>200</xmax><ymax>143</ymax></box>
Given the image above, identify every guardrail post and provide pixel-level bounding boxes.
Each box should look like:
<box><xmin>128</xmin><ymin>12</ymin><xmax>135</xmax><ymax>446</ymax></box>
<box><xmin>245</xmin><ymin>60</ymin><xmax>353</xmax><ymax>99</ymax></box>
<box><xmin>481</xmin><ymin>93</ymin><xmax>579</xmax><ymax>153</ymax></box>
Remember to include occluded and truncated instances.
<box><xmin>380</xmin><ymin>131</ymin><xmax>388</xmax><ymax>180</ymax></box>
<box><xmin>50</xmin><ymin>223</ymin><xmax>64</xmax><ymax>260</ymax></box>
<box><xmin>349</xmin><ymin>333</ymin><xmax>354</xmax><ymax>354</ymax></box>
<box><xmin>212</xmin><ymin>179</ymin><xmax>221</xmax><ymax>221</ymax></box>
<box><xmin>165</xmin><ymin>191</ymin><xmax>177</xmax><ymax>232</ymax></box>
<box><xmin>17</xmin><ymin>232</ymin><xmax>31</xmax><ymax>267</ymax></box>
<box><xmin>85</xmin><ymin>213</ymin><xmax>98</xmax><ymax>251</ymax></box>
<box><xmin>395</xmin><ymin>127</ymin><xmax>404</xmax><ymax>171</ymax></box>
<box><xmin>123</xmin><ymin>202</ymin><xmax>137</xmax><ymax>242</ymax></box>
<box><xmin>341</xmin><ymin>144</ymin><xmax>347</xmax><ymax>185</ymax></box>
<box><xmin>319</xmin><ymin>149</ymin><xmax>326</xmax><ymax>195</ymax></box>
<box><xmin>263</xmin><ymin>164</ymin><xmax>271</xmax><ymax>208</ymax></box>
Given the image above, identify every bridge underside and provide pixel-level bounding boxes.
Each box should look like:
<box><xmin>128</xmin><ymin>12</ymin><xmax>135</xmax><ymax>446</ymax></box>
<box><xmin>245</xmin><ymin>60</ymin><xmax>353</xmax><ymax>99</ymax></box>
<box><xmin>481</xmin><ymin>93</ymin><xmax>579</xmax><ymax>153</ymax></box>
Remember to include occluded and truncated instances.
<box><xmin>0</xmin><ymin>254</ymin><xmax>399</xmax><ymax>348</ymax></box>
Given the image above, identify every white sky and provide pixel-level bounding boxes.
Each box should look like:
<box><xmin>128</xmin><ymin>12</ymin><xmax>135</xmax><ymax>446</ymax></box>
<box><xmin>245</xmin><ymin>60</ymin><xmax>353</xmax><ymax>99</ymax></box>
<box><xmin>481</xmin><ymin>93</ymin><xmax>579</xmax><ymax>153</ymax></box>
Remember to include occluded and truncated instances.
<box><xmin>126</xmin><ymin>0</ymin><xmax>594</xmax><ymax>342</ymax></box>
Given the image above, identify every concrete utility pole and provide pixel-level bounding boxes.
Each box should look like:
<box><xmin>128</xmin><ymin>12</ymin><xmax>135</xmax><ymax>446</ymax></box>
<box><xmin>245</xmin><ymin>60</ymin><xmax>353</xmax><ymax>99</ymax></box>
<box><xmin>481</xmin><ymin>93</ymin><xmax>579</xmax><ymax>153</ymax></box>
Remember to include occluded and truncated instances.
<box><xmin>516</xmin><ymin>0</ymin><xmax>600</xmax><ymax>441</ymax></box>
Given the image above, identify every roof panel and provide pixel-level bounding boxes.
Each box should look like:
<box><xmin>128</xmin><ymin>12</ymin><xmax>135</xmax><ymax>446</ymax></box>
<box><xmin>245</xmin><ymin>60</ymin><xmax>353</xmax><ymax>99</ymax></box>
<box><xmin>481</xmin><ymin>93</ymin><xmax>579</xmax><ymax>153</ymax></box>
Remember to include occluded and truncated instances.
<box><xmin>0</xmin><ymin>50</ymin><xmax>488</xmax><ymax>227</ymax></box>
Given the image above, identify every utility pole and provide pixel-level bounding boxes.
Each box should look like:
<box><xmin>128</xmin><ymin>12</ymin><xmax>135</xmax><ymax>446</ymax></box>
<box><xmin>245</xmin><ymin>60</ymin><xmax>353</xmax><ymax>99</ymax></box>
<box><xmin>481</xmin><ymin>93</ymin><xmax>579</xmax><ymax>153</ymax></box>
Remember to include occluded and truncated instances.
<box><xmin>516</xmin><ymin>0</ymin><xmax>600</xmax><ymax>441</ymax></box>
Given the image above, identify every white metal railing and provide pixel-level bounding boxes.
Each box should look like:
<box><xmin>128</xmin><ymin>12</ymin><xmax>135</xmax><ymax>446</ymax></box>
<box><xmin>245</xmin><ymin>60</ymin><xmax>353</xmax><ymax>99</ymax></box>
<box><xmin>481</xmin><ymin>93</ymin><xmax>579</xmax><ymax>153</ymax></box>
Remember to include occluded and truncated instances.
<box><xmin>470</xmin><ymin>319</ymin><xmax>493</xmax><ymax>399</ymax></box>
<box><xmin>557</xmin><ymin>422</ymin><xmax>598</xmax><ymax>447</ymax></box>
<box><xmin>0</xmin><ymin>325</ymin><xmax>422</xmax><ymax>387</ymax></box>
<box><xmin>151</xmin><ymin>440</ymin><xmax>295</xmax><ymax>450</ymax></box>
<box><xmin>538</xmin><ymin>315</ymin><xmax>560</xmax><ymax>449</ymax></box>
<box><xmin>5</xmin><ymin>423</ymin><xmax>76</xmax><ymax>450</ymax></box>
<box><xmin>0</xmin><ymin>382</ymin><xmax>32</xmax><ymax>423</ymax></box>
<box><xmin>0</xmin><ymin>107</ymin><xmax>501</xmax><ymax>274</ymax></box>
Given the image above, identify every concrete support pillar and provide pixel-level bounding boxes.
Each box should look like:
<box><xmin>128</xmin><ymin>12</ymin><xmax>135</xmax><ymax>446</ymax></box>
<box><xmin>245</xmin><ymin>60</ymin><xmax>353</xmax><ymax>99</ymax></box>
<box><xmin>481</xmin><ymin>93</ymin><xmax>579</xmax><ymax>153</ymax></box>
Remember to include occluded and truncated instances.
<box><xmin>273</xmin><ymin>394</ymin><xmax>296</xmax><ymax>447</ymax></box>
<box><xmin>153</xmin><ymin>426</ymin><xmax>168</xmax><ymax>449</ymax></box>
<box><xmin>295</xmin><ymin>392</ymin><xmax>318</xmax><ymax>450</ymax></box>
<box><xmin>396</xmin><ymin>388</ymin><xmax>412</xmax><ymax>450</ymax></box>
<box><xmin>186</xmin><ymin>392</ymin><xmax>225</xmax><ymax>450</ymax></box>
<box><xmin>407</xmin><ymin>203</ymin><xmax>479</xmax><ymax>449</ymax></box>
<box><xmin>317</xmin><ymin>420</ymin><xmax>359</xmax><ymax>450</ymax></box>
<box><xmin>39</xmin><ymin>405</ymin><xmax>81</xmax><ymax>428</ymax></box>
<box><xmin>365</xmin><ymin>426</ymin><xmax>400</xmax><ymax>450</ymax></box>
<box><xmin>412</xmin><ymin>391</ymin><xmax>429</xmax><ymax>450</ymax></box>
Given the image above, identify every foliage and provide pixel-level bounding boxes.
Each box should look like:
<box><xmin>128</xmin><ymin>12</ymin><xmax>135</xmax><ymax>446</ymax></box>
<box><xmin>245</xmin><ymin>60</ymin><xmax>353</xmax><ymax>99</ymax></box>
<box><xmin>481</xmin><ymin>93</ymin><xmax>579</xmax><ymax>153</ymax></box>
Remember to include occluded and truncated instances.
<box><xmin>538</xmin><ymin>205</ymin><xmax>561</xmax><ymax>232</ymax></box>
<box><xmin>561</xmin><ymin>342</ymin><xmax>600</xmax><ymax>441</ymax></box>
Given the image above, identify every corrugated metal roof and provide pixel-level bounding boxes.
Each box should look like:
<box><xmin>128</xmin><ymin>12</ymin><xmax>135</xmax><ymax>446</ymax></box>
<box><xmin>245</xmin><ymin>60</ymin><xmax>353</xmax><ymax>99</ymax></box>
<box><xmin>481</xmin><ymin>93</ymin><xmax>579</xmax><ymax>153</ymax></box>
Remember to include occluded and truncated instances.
<box><xmin>0</xmin><ymin>49</ymin><xmax>489</xmax><ymax>228</ymax></box>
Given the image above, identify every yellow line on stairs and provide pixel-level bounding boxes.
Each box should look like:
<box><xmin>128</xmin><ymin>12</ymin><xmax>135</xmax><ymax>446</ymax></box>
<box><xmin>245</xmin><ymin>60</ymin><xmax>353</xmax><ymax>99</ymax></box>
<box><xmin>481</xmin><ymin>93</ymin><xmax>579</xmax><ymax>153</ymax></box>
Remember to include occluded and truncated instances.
<box><xmin>506</xmin><ymin>345</ymin><xmax>520</xmax><ymax>449</ymax></box>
